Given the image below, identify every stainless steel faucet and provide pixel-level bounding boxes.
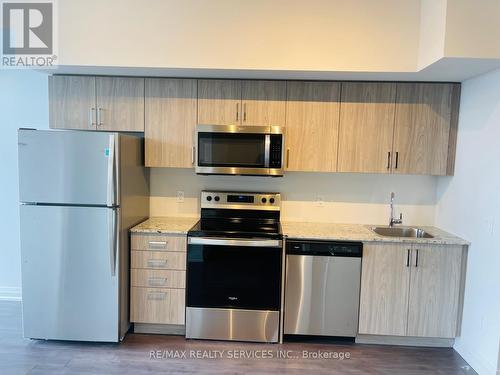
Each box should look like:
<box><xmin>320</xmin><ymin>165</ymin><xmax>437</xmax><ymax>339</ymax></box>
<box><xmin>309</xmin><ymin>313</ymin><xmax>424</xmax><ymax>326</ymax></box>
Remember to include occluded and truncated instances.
<box><xmin>389</xmin><ymin>192</ymin><xmax>403</xmax><ymax>227</ymax></box>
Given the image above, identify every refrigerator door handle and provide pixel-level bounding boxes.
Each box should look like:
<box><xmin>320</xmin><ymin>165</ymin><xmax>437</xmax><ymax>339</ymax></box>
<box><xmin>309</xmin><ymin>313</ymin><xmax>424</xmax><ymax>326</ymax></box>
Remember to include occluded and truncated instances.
<box><xmin>106</xmin><ymin>135</ymin><xmax>116</xmax><ymax>207</ymax></box>
<box><xmin>109</xmin><ymin>208</ymin><xmax>119</xmax><ymax>277</ymax></box>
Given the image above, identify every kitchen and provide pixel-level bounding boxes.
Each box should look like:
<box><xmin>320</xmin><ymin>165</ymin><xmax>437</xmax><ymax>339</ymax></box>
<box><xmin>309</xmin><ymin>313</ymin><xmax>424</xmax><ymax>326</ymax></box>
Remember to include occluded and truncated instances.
<box><xmin>1</xmin><ymin>1</ymin><xmax>500</xmax><ymax>374</ymax></box>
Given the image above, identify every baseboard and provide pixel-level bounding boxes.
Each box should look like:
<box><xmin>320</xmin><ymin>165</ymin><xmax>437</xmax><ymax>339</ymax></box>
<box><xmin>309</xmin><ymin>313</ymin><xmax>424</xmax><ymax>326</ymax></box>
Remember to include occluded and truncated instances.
<box><xmin>356</xmin><ymin>334</ymin><xmax>454</xmax><ymax>347</ymax></box>
<box><xmin>454</xmin><ymin>341</ymin><xmax>498</xmax><ymax>375</ymax></box>
<box><xmin>133</xmin><ymin>323</ymin><xmax>185</xmax><ymax>335</ymax></box>
<box><xmin>0</xmin><ymin>287</ymin><xmax>22</xmax><ymax>301</ymax></box>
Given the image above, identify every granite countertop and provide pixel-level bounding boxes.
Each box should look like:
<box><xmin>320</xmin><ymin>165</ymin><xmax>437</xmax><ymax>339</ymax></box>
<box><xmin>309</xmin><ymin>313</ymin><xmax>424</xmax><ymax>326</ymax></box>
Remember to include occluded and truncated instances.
<box><xmin>130</xmin><ymin>217</ymin><xmax>198</xmax><ymax>234</ymax></box>
<box><xmin>282</xmin><ymin>222</ymin><xmax>470</xmax><ymax>246</ymax></box>
<box><xmin>131</xmin><ymin>217</ymin><xmax>469</xmax><ymax>246</ymax></box>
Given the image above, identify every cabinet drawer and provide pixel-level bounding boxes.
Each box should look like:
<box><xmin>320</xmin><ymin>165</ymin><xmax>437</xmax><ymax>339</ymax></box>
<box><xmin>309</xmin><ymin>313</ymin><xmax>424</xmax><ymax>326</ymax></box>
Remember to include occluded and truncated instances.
<box><xmin>131</xmin><ymin>269</ymin><xmax>186</xmax><ymax>289</ymax></box>
<box><xmin>131</xmin><ymin>234</ymin><xmax>186</xmax><ymax>252</ymax></box>
<box><xmin>131</xmin><ymin>251</ymin><xmax>186</xmax><ymax>270</ymax></box>
<box><xmin>130</xmin><ymin>287</ymin><xmax>185</xmax><ymax>325</ymax></box>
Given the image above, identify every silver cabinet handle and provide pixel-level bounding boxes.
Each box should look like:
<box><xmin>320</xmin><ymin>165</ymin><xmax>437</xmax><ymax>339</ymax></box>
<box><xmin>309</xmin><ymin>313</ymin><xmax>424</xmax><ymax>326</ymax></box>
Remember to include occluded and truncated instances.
<box><xmin>236</xmin><ymin>103</ymin><xmax>239</xmax><ymax>121</ymax></box>
<box><xmin>147</xmin><ymin>291</ymin><xmax>167</xmax><ymax>301</ymax></box>
<box><xmin>97</xmin><ymin>107</ymin><xmax>104</xmax><ymax>127</ymax></box>
<box><xmin>406</xmin><ymin>249</ymin><xmax>411</xmax><ymax>267</ymax></box>
<box><xmin>147</xmin><ymin>259</ymin><xmax>167</xmax><ymax>268</ymax></box>
<box><xmin>148</xmin><ymin>277</ymin><xmax>167</xmax><ymax>287</ymax></box>
<box><xmin>148</xmin><ymin>240</ymin><xmax>168</xmax><ymax>249</ymax></box>
<box><xmin>286</xmin><ymin>148</ymin><xmax>290</xmax><ymax>168</ymax></box>
<box><xmin>89</xmin><ymin>108</ymin><xmax>96</xmax><ymax>128</ymax></box>
<box><xmin>415</xmin><ymin>249</ymin><xmax>419</xmax><ymax>267</ymax></box>
<box><xmin>243</xmin><ymin>103</ymin><xmax>247</xmax><ymax>122</ymax></box>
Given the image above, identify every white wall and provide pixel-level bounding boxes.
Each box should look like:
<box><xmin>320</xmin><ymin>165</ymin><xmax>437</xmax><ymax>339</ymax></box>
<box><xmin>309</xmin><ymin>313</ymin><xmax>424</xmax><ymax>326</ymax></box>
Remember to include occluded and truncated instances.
<box><xmin>150</xmin><ymin>169</ymin><xmax>438</xmax><ymax>225</ymax></box>
<box><xmin>0</xmin><ymin>71</ymin><xmax>49</xmax><ymax>300</ymax></box>
<box><xmin>58</xmin><ymin>0</ymin><xmax>420</xmax><ymax>72</ymax></box>
<box><xmin>435</xmin><ymin>68</ymin><xmax>500</xmax><ymax>375</ymax></box>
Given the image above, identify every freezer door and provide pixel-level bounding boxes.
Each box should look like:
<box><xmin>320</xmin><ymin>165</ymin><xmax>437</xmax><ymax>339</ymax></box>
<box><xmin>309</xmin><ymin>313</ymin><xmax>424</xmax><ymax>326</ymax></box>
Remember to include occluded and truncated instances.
<box><xmin>18</xmin><ymin>130</ymin><xmax>118</xmax><ymax>206</ymax></box>
<box><xmin>20</xmin><ymin>205</ymin><xmax>120</xmax><ymax>342</ymax></box>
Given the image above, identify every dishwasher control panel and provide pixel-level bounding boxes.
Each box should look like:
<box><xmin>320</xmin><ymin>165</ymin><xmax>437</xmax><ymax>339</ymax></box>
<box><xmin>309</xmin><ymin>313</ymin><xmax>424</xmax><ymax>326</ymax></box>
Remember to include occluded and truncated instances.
<box><xmin>286</xmin><ymin>240</ymin><xmax>362</xmax><ymax>257</ymax></box>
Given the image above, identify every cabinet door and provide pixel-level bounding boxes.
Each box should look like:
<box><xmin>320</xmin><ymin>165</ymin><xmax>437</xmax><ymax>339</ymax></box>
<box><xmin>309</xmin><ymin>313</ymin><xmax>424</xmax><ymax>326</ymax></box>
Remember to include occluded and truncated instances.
<box><xmin>49</xmin><ymin>75</ymin><xmax>96</xmax><ymax>130</ymax></box>
<box><xmin>241</xmin><ymin>80</ymin><xmax>286</xmax><ymax>126</ymax></box>
<box><xmin>197</xmin><ymin>79</ymin><xmax>241</xmax><ymax>125</ymax></box>
<box><xmin>338</xmin><ymin>82</ymin><xmax>396</xmax><ymax>173</ymax></box>
<box><xmin>407</xmin><ymin>244</ymin><xmax>462</xmax><ymax>338</ymax></box>
<box><xmin>96</xmin><ymin>77</ymin><xmax>145</xmax><ymax>132</ymax></box>
<box><xmin>358</xmin><ymin>243</ymin><xmax>411</xmax><ymax>336</ymax></box>
<box><xmin>393</xmin><ymin>83</ymin><xmax>456</xmax><ymax>175</ymax></box>
<box><xmin>145</xmin><ymin>79</ymin><xmax>197</xmax><ymax>168</ymax></box>
<box><xmin>285</xmin><ymin>81</ymin><xmax>340</xmax><ymax>172</ymax></box>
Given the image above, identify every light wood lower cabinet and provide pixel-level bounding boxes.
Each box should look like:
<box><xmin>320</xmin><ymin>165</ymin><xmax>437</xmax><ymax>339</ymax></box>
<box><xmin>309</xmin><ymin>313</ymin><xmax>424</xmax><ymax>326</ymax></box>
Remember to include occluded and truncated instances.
<box><xmin>131</xmin><ymin>269</ymin><xmax>186</xmax><ymax>289</ymax></box>
<box><xmin>130</xmin><ymin>287</ymin><xmax>185</xmax><ymax>325</ymax></box>
<box><xmin>130</xmin><ymin>233</ymin><xmax>187</xmax><ymax>326</ymax></box>
<box><xmin>358</xmin><ymin>243</ymin><xmax>410</xmax><ymax>336</ymax></box>
<box><xmin>359</xmin><ymin>242</ymin><xmax>465</xmax><ymax>338</ymax></box>
<box><xmin>407</xmin><ymin>244</ymin><xmax>463</xmax><ymax>338</ymax></box>
<box><xmin>131</xmin><ymin>250</ymin><xmax>186</xmax><ymax>270</ymax></box>
<box><xmin>131</xmin><ymin>233</ymin><xmax>187</xmax><ymax>252</ymax></box>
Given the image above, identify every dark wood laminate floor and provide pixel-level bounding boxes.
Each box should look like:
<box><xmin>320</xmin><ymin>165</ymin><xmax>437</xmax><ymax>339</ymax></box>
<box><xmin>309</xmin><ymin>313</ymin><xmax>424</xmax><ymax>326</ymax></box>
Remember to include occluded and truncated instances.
<box><xmin>0</xmin><ymin>301</ymin><xmax>475</xmax><ymax>375</ymax></box>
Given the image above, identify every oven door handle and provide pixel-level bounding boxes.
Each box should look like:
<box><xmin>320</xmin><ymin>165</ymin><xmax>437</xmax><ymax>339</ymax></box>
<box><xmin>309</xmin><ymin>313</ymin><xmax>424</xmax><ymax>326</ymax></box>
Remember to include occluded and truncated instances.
<box><xmin>188</xmin><ymin>237</ymin><xmax>282</xmax><ymax>248</ymax></box>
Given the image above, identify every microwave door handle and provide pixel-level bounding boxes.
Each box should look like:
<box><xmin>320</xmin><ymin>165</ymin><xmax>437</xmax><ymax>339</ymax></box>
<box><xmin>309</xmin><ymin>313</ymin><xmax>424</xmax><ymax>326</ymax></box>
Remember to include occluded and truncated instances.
<box><xmin>264</xmin><ymin>134</ymin><xmax>270</xmax><ymax>168</ymax></box>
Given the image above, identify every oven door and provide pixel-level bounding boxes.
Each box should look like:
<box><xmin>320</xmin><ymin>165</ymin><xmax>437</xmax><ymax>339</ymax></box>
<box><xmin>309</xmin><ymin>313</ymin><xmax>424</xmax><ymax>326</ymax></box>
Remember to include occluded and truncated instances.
<box><xmin>195</xmin><ymin>125</ymin><xmax>274</xmax><ymax>175</ymax></box>
<box><xmin>187</xmin><ymin>237</ymin><xmax>282</xmax><ymax>311</ymax></box>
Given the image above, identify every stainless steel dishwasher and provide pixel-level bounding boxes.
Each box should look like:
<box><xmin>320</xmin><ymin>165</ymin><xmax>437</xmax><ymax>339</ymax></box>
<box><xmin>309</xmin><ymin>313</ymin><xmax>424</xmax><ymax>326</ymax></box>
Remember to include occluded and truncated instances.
<box><xmin>284</xmin><ymin>240</ymin><xmax>362</xmax><ymax>337</ymax></box>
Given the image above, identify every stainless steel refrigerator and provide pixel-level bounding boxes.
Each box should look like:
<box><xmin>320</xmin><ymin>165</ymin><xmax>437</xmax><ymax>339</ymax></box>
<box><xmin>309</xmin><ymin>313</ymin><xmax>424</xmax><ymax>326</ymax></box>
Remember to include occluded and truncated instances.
<box><xmin>18</xmin><ymin>129</ymin><xmax>149</xmax><ymax>342</ymax></box>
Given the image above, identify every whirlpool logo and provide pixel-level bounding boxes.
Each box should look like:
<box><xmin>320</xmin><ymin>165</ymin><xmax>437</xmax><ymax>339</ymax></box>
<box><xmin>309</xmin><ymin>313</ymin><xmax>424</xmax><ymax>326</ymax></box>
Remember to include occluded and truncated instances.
<box><xmin>1</xmin><ymin>0</ymin><xmax>57</xmax><ymax>68</ymax></box>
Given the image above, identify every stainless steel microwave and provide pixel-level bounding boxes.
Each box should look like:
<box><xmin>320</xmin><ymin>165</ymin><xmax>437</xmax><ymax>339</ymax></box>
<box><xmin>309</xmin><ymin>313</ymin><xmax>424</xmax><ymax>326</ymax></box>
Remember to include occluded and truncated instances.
<box><xmin>195</xmin><ymin>125</ymin><xmax>284</xmax><ymax>176</ymax></box>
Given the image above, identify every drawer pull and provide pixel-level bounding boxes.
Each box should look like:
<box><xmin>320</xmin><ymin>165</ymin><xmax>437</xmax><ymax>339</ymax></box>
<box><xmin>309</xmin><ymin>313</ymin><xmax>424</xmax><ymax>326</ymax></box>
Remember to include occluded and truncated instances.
<box><xmin>148</xmin><ymin>240</ymin><xmax>168</xmax><ymax>249</ymax></box>
<box><xmin>148</xmin><ymin>277</ymin><xmax>167</xmax><ymax>287</ymax></box>
<box><xmin>147</xmin><ymin>291</ymin><xmax>167</xmax><ymax>300</ymax></box>
<box><xmin>147</xmin><ymin>259</ymin><xmax>167</xmax><ymax>268</ymax></box>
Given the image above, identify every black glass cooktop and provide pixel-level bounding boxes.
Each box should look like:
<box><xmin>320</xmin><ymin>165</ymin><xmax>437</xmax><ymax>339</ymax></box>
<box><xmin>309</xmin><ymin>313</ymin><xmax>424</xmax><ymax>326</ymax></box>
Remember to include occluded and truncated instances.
<box><xmin>188</xmin><ymin>209</ymin><xmax>282</xmax><ymax>239</ymax></box>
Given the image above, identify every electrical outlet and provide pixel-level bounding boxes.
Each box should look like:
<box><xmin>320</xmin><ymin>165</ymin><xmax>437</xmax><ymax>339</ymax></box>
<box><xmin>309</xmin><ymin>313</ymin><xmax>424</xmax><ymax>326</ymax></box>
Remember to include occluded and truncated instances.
<box><xmin>316</xmin><ymin>195</ymin><xmax>325</xmax><ymax>207</ymax></box>
<box><xmin>176</xmin><ymin>191</ymin><xmax>185</xmax><ymax>203</ymax></box>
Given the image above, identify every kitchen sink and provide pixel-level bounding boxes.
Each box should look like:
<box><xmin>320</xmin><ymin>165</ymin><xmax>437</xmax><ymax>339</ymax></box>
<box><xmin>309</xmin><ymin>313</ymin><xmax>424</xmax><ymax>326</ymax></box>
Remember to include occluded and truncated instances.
<box><xmin>371</xmin><ymin>226</ymin><xmax>434</xmax><ymax>239</ymax></box>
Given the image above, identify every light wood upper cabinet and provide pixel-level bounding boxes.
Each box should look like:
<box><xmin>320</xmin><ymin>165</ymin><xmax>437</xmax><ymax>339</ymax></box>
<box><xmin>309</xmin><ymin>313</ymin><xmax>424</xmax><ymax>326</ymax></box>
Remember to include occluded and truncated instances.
<box><xmin>241</xmin><ymin>80</ymin><xmax>286</xmax><ymax>126</ymax></box>
<box><xmin>358</xmin><ymin>243</ymin><xmax>411</xmax><ymax>336</ymax></box>
<box><xmin>49</xmin><ymin>75</ymin><xmax>144</xmax><ymax>132</ymax></box>
<box><xmin>197</xmin><ymin>79</ymin><xmax>241</xmax><ymax>125</ymax></box>
<box><xmin>407</xmin><ymin>244</ymin><xmax>463</xmax><ymax>338</ymax></box>
<box><xmin>96</xmin><ymin>77</ymin><xmax>145</xmax><ymax>132</ymax></box>
<box><xmin>338</xmin><ymin>82</ymin><xmax>397</xmax><ymax>173</ymax></box>
<box><xmin>393</xmin><ymin>83</ymin><xmax>458</xmax><ymax>175</ymax></box>
<box><xmin>285</xmin><ymin>81</ymin><xmax>340</xmax><ymax>172</ymax></box>
<box><xmin>49</xmin><ymin>76</ymin><xmax>96</xmax><ymax>130</ymax></box>
<box><xmin>359</xmin><ymin>242</ymin><xmax>465</xmax><ymax>338</ymax></box>
<box><xmin>145</xmin><ymin>78</ymin><xmax>197</xmax><ymax>168</ymax></box>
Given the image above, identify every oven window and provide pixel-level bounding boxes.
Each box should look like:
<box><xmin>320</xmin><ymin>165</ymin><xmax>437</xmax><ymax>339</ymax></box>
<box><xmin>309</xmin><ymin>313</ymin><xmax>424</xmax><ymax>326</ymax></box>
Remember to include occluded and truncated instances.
<box><xmin>187</xmin><ymin>244</ymin><xmax>281</xmax><ymax>310</ymax></box>
<box><xmin>198</xmin><ymin>133</ymin><xmax>266</xmax><ymax>167</ymax></box>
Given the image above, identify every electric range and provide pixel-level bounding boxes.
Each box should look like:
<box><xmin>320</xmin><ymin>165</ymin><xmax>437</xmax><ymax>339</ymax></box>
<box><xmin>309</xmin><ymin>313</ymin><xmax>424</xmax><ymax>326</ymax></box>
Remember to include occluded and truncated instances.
<box><xmin>186</xmin><ymin>191</ymin><xmax>283</xmax><ymax>343</ymax></box>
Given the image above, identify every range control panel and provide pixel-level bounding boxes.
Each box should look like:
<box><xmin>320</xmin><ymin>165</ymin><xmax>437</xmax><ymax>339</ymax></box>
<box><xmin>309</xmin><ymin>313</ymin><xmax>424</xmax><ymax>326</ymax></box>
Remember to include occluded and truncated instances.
<box><xmin>201</xmin><ymin>191</ymin><xmax>281</xmax><ymax>211</ymax></box>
